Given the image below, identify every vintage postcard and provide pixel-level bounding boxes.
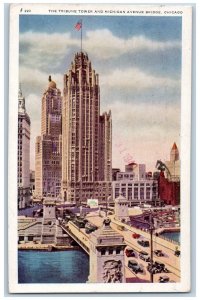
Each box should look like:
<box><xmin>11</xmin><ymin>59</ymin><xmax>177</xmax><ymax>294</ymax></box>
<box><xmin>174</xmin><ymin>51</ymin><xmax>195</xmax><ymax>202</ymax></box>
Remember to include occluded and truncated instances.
<box><xmin>8</xmin><ymin>3</ymin><xmax>192</xmax><ymax>293</ymax></box>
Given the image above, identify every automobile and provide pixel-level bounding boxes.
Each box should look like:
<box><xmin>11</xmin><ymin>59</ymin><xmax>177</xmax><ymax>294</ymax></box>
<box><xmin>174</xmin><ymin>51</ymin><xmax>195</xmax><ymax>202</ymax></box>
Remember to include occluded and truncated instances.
<box><xmin>125</xmin><ymin>249</ymin><xmax>136</xmax><ymax>257</ymax></box>
<box><xmin>132</xmin><ymin>232</ymin><xmax>140</xmax><ymax>239</ymax></box>
<box><xmin>73</xmin><ymin>218</ymin><xmax>86</xmax><ymax>228</ymax></box>
<box><xmin>154</xmin><ymin>250</ymin><xmax>164</xmax><ymax>257</ymax></box>
<box><xmin>147</xmin><ymin>261</ymin><xmax>166</xmax><ymax>274</ymax></box>
<box><xmin>128</xmin><ymin>260</ymin><xmax>143</xmax><ymax>274</ymax></box>
<box><xmin>154</xmin><ymin>261</ymin><xmax>165</xmax><ymax>268</ymax></box>
<box><xmin>139</xmin><ymin>251</ymin><xmax>150</xmax><ymax>262</ymax></box>
<box><xmin>117</xmin><ymin>225</ymin><xmax>125</xmax><ymax>231</ymax></box>
<box><xmin>85</xmin><ymin>223</ymin><xmax>98</xmax><ymax>234</ymax></box>
<box><xmin>174</xmin><ymin>250</ymin><xmax>181</xmax><ymax>257</ymax></box>
<box><xmin>137</xmin><ymin>240</ymin><xmax>150</xmax><ymax>247</ymax></box>
<box><xmin>159</xmin><ymin>275</ymin><xmax>170</xmax><ymax>283</ymax></box>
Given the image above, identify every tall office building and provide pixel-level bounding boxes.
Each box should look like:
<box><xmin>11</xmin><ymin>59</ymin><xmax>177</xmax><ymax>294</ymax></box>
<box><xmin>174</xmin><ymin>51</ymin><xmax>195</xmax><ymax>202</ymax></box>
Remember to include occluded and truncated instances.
<box><xmin>165</xmin><ymin>142</ymin><xmax>180</xmax><ymax>181</ymax></box>
<box><xmin>62</xmin><ymin>52</ymin><xmax>112</xmax><ymax>204</ymax></box>
<box><xmin>99</xmin><ymin>112</ymin><xmax>112</xmax><ymax>181</ymax></box>
<box><xmin>35</xmin><ymin>77</ymin><xmax>62</xmax><ymax>199</ymax></box>
<box><xmin>158</xmin><ymin>143</ymin><xmax>180</xmax><ymax>206</ymax></box>
<box><xmin>18</xmin><ymin>86</ymin><xmax>31</xmax><ymax>208</ymax></box>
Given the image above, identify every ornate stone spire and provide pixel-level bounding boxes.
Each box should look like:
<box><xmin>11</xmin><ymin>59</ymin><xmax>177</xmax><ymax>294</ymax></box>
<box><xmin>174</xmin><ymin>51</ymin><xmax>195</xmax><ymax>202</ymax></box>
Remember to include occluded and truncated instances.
<box><xmin>18</xmin><ymin>84</ymin><xmax>26</xmax><ymax>113</ymax></box>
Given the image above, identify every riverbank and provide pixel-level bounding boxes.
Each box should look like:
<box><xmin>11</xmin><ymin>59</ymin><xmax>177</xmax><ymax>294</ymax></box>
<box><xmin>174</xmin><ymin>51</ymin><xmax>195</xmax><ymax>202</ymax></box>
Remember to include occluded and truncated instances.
<box><xmin>18</xmin><ymin>242</ymin><xmax>80</xmax><ymax>251</ymax></box>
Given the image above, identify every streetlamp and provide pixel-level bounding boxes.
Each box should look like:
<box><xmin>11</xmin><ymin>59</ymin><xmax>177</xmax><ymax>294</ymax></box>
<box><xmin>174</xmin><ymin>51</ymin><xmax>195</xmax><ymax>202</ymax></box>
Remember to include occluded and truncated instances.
<box><xmin>149</xmin><ymin>211</ymin><xmax>154</xmax><ymax>283</ymax></box>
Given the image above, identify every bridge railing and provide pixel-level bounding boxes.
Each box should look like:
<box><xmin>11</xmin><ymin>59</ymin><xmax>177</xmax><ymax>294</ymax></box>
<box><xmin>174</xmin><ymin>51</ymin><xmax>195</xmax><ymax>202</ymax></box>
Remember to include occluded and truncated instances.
<box><xmin>61</xmin><ymin>225</ymin><xmax>90</xmax><ymax>254</ymax></box>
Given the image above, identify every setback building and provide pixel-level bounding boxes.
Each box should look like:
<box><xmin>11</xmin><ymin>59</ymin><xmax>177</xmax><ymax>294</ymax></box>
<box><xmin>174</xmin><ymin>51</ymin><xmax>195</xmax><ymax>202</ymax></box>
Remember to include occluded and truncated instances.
<box><xmin>35</xmin><ymin>77</ymin><xmax>62</xmax><ymax>199</ymax></box>
<box><xmin>62</xmin><ymin>52</ymin><xmax>112</xmax><ymax>204</ymax></box>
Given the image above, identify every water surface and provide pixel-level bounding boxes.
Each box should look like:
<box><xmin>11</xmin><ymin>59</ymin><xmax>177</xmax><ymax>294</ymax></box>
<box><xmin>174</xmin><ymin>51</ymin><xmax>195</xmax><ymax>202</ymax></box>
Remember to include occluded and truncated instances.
<box><xmin>18</xmin><ymin>250</ymin><xmax>89</xmax><ymax>283</ymax></box>
<box><xmin>160</xmin><ymin>231</ymin><xmax>180</xmax><ymax>243</ymax></box>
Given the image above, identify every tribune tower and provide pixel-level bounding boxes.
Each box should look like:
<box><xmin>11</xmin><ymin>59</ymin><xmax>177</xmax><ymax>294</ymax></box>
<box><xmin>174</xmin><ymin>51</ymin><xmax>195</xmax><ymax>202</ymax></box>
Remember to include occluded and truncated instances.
<box><xmin>62</xmin><ymin>52</ymin><xmax>112</xmax><ymax>204</ymax></box>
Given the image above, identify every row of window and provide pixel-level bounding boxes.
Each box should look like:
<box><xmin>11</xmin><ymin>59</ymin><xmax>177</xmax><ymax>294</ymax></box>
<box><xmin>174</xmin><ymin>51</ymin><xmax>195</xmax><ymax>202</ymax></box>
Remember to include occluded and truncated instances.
<box><xmin>100</xmin><ymin>248</ymin><xmax>121</xmax><ymax>256</ymax></box>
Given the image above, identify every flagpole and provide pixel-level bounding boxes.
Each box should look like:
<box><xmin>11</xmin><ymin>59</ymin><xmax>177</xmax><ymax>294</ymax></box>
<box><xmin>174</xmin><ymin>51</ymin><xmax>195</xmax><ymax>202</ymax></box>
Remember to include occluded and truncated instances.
<box><xmin>81</xmin><ymin>19</ymin><xmax>82</xmax><ymax>52</ymax></box>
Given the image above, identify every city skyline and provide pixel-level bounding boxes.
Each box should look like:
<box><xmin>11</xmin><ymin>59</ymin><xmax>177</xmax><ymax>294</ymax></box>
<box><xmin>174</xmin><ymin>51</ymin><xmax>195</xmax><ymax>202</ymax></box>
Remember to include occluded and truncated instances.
<box><xmin>19</xmin><ymin>15</ymin><xmax>181</xmax><ymax>171</ymax></box>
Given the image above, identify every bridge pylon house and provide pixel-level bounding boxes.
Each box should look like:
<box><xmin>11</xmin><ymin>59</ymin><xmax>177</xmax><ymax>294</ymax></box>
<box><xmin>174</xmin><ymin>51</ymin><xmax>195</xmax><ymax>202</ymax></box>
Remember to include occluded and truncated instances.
<box><xmin>41</xmin><ymin>199</ymin><xmax>57</xmax><ymax>243</ymax></box>
<box><xmin>88</xmin><ymin>218</ymin><xmax>126</xmax><ymax>283</ymax></box>
<box><xmin>114</xmin><ymin>193</ymin><xmax>130</xmax><ymax>223</ymax></box>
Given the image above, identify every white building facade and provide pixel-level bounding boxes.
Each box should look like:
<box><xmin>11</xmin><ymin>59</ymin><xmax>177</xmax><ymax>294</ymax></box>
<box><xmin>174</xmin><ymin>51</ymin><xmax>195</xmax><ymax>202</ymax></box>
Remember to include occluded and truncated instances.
<box><xmin>112</xmin><ymin>165</ymin><xmax>158</xmax><ymax>206</ymax></box>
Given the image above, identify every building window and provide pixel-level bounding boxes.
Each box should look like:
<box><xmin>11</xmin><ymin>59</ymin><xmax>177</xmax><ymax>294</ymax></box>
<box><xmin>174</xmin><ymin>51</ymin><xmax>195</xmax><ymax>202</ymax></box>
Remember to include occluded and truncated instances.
<box><xmin>134</xmin><ymin>188</ymin><xmax>138</xmax><ymax>199</ymax></box>
<box><xmin>116</xmin><ymin>248</ymin><xmax>121</xmax><ymax>255</ymax></box>
<box><xmin>101</xmin><ymin>249</ymin><xmax>106</xmax><ymax>255</ymax></box>
<box><xmin>108</xmin><ymin>249</ymin><xmax>113</xmax><ymax>255</ymax></box>
<box><xmin>121</xmin><ymin>188</ymin><xmax>126</xmax><ymax>197</ymax></box>
<box><xmin>140</xmin><ymin>187</ymin><xmax>144</xmax><ymax>199</ymax></box>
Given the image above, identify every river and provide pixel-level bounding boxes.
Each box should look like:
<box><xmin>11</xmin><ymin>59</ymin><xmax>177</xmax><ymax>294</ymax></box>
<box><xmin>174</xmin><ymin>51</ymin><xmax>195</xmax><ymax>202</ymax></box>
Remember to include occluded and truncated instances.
<box><xmin>160</xmin><ymin>231</ymin><xmax>180</xmax><ymax>243</ymax></box>
<box><xmin>18</xmin><ymin>250</ymin><xmax>89</xmax><ymax>283</ymax></box>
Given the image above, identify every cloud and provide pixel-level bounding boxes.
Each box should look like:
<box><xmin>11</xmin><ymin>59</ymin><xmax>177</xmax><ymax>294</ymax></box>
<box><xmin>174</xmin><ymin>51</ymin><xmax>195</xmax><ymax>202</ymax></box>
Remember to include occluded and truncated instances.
<box><xmin>19</xmin><ymin>30</ymin><xmax>181</xmax><ymax>70</ymax></box>
<box><xmin>104</xmin><ymin>100</ymin><xmax>180</xmax><ymax>136</ymax></box>
<box><xmin>100</xmin><ymin>67</ymin><xmax>180</xmax><ymax>91</ymax></box>
<box><xmin>19</xmin><ymin>66</ymin><xmax>63</xmax><ymax>95</ymax></box>
<box><xmin>19</xmin><ymin>31</ymin><xmax>78</xmax><ymax>69</ymax></box>
<box><xmin>86</xmin><ymin>29</ymin><xmax>181</xmax><ymax>59</ymax></box>
<box><xmin>102</xmin><ymin>100</ymin><xmax>180</xmax><ymax>170</ymax></box>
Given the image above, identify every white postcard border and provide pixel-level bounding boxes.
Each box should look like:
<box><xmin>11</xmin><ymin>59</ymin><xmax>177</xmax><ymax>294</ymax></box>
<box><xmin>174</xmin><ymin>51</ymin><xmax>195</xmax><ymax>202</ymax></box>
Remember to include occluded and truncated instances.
<box><xmin>8</xmin><ymin>3</ymin><xmax>192</xmax><ymax>294</ymax></box>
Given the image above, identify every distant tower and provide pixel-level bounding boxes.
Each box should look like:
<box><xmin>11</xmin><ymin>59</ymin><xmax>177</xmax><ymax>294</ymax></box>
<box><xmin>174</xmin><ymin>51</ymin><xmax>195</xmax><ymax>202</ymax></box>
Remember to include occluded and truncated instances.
<box><xmin>165</xmin><ymin>142</ymin><xmax>180</xmax><ymax>181</ymax></box>
<box><xmin>18</xmin><ymin>85</ymin><xmax>31</xmax><ymax>209</ymax></box>
<box><xmin>170</xmin><ymin>142</ymin><xmax>179</xmax><ymax>162</ymax></box>
<box><xmin>99</xmin><ymin>111</ymin><xmax>112</xmax><ymax>181</ymax></box>
<box><xmin>35</xmin><ymin>77</ymin><xmax>62</xmax><ymax>199</ymax></box>
<box><xmin>88</xmin><ymin>218</ymin><xmax>126</xmax><ymax>283</ymax></box>
<box><xmin>62</xmin><ymin>52</ymin><xmax>112</xmax><ymax>204</ymax></box>
<box><xmin>114</xmin><ymin>194</ymin><xmax>130</xmax><ymax>223</ymax></box>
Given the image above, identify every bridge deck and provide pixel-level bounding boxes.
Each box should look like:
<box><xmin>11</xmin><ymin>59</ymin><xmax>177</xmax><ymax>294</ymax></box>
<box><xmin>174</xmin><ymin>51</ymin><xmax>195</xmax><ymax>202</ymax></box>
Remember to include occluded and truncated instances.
<box><xmin>61</xmin><ymin>222</ymin><xmax>90</xmax><ymax>254</ymax></box>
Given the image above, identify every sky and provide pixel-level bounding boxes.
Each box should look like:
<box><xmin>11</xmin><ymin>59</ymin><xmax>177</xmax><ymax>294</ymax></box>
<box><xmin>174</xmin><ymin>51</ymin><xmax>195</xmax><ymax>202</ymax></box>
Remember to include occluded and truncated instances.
<box><xmin>19</xmin><ymin>15</ymin><xmax>182</xmax><ymax>172</ymax></box>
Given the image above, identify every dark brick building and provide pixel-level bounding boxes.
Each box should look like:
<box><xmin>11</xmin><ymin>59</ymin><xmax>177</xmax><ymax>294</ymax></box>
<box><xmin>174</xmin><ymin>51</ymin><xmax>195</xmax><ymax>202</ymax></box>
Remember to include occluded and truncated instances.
<box><xmin>158</xmin><ymin>171</ymin><xmax>180</xmax><ymax>206</ymax></box>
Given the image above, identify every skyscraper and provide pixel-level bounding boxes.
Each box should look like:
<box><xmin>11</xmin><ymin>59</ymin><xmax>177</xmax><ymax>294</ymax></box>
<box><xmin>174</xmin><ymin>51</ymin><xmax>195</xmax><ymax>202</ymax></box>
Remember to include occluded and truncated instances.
<box><xmin>18</xmin><ymin>86</ymin><xmax>31</xmax><ymax>208</ymax></box>
<box><xmin>62</xmin><ymin>52</ymin><xmax>112</xmax><ymax>204</ymax></box>
<box><xmin>35</xmin><ymin>77</ymin><xmax>62</xmax><ymax>199</ymax></box>
<box><xmin>170</xmin><ymin>142</ymin><xmax>179</xmax><ymax>162</ymax></box>
<box><xmin>165</xmin><ymin>142</ymin><xmax>180</xmax><ymax>181</ymax></box>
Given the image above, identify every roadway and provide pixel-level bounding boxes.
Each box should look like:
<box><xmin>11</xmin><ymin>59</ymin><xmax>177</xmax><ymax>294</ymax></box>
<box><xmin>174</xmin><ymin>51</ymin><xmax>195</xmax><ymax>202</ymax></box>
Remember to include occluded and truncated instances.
<box><xmin>85</xmin><ymin>213</ymin><xmax>180</xmax><ymax>283</ymax></box>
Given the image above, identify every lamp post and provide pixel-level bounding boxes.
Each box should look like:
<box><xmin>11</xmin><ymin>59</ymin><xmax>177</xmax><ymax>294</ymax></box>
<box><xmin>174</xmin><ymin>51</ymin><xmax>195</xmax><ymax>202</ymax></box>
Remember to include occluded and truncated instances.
<box><xmin>149</xmin><ymin>211</ymin><xmax>154</xmax><ymax>283</ymax></box>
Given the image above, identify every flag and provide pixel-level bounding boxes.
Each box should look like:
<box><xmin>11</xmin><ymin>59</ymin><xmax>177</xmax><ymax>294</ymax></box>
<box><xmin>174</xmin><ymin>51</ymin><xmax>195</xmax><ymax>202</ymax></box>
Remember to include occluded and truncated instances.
<box><xmin>74</xmin><ymin>20</ymin><xmax>82</xmax><ymax>31</ymax></box>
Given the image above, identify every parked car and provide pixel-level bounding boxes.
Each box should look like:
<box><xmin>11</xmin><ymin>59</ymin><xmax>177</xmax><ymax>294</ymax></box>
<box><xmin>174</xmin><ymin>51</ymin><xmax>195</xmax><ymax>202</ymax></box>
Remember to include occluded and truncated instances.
<box><xmin>174</xmin><ymin>250</ymin><xmax>181</xmax><ymax>257</ymax></box>
<box><xmin>128</xmin><ymin>260</ymin><xmax>143</xmax><ymax>274</ymax></box>
<box><xmin>125</xmin><ymin>249</ymin><xmax>136</xmax><ymax>257</ymax></box>
<box><xmin>117</xmin><ymin>225</ymin><xmax>125</xmax><ymax>231</ymax></box>
<box><xmin>139</xmin><ymin>251</ymin><xmax>150</xmax><ymax>262</ymax></box>
<box><xmin>85</xmin><ymin>223</ymin><xmax>98</xmax><ymax>234</ymax></box>
<box><xmin>159</xmin><ymin>275</ymin><xmax>170</xmax><ymax>283</ymax></box>
<box><xmin>154</xmin><ymin>250</ymin><xmax>164</xmax><ymax>257</ymax></box>
<box><xmin>73</xmin><ymin>219</ymin><xmax>86</xmax><ymax>228</ymax></box>
<box><xmin>132</xmin><ymin>232</ymin><xmax>140</xmax><ymax>239</ymax></box>
<box><xmin>147</xmin><ymin>261</ymin><xmax>166</xmax><ymax>274</ymax></box>
<box><xmin>137</xmin><ymin>240</ymin><xmax>150</xmax><ymax>247</ymax></box>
